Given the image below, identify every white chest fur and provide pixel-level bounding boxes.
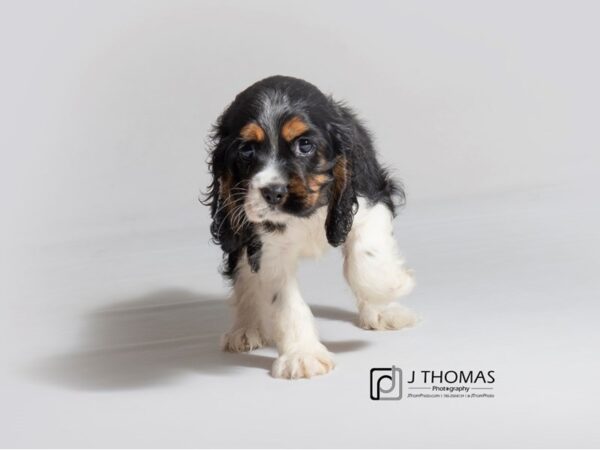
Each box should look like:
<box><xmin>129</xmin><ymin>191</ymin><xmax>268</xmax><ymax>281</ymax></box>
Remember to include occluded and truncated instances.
<box><xmin>259</xmin><ymin>205</ymin><xmax>330</xmax><ymax>261</ymax></box>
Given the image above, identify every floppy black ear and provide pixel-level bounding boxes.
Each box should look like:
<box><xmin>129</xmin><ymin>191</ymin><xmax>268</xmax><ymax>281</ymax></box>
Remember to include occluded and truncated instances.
<box><xmin>325</xmin><ymin>118</ymin><xmax>358</xmax><ymax>247</ymax></box>
<box><xmin>206</xmin><ymin>173</ymin><xmax>237</xmax><ymax>254</ymax></box>
<box><xmin>203</xmin><ymin>125</ymin><xmax>243</xmax><ymax>274</ymax></box>
<box><xmin>203</xmin><ymin>123</ymin><xmax>262</xmax><ymax>278</ymax></box>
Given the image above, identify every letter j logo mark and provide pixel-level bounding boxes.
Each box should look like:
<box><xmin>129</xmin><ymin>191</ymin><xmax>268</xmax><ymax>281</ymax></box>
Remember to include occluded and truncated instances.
<box><xmin>370</xmin><ymin>366</ymin><xmax>402</xmax><ymax>400</ymax></box>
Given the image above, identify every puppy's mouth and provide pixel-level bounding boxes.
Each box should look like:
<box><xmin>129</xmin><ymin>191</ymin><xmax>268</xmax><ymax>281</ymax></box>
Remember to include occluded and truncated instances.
<box><xmin>244</xmin><ymin>187</ymin><xmax>289</xmax><ymax>225</ymax></box>
<box><xmin>244</xmin><ymin>199</ymin><xmax>288</xmax><ymax>224</ymax></box>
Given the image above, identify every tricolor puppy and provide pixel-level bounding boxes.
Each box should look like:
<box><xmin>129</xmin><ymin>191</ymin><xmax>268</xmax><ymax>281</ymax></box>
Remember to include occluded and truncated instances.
<box><xmin>204</xmin><ymin>76</ymin><xmax>416</xmax><ymax>379</ymax></box>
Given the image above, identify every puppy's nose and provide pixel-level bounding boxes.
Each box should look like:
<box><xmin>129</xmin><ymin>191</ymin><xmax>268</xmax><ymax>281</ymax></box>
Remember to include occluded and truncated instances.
<box><xmin>260</xmin><ymin>184</ymin><xmax>288</xmax><ymax>206</ymax></box>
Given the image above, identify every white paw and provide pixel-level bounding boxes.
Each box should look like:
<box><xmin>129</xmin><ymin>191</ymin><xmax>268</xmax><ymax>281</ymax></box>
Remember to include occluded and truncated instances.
<box><xmin>221</xmin><ymin>328</ymin><xmax>265</xmax><ymax>352</ymax></box>
<box><xmin>358</xmin><ymin>303</ymin><xmax>419</xmax><ymax>331</ymax></box>
<box><xmin>271</xmin><ymin>347</ymin><xmax>335</xmax><ymax>379</ymax></box>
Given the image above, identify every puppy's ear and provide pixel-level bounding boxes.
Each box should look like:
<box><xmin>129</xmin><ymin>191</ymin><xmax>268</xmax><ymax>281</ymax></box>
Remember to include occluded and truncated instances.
<box><xmin>203</xmin><ymin>117</ymin><xmax>259</xmax><ymax>278</ymax></box>
<box><xmin>203</xmin><ymin>123</ymin><xmax>240</xmax><ymax>256</ymax></box>
<box><xmin>325</xmin><ymin>116</ymin><xmax>358</xmax><ymax>247</ymax></box>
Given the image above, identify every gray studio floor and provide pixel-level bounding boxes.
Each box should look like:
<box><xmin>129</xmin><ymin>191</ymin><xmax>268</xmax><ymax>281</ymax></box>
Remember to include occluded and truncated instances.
<box><xmin>2</xmin><ymin>180</ymin><xmax>599</xmax><ymax>447</ymax></box>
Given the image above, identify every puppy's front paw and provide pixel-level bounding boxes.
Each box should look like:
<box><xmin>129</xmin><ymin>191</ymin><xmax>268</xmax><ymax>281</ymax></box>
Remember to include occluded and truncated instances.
<box><xmin>221</xmin><ymin>328</ymin><xmax>265</xmax><ymax>352</ymax></box>
<box><xmin>271</xmin><ymin>348</ymin><xmax>335</xmax><ymax>379</ymax></box>
<box><xmin>358</xmin><ymin>303</ymin><xmax>419</xmax><ymax>331</ymax></box>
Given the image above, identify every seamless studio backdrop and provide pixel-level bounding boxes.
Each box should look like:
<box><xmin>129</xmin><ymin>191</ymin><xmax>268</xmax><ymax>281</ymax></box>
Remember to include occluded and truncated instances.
<box><xmin>1</xmin><ymin>1</ymin><xmax>599</xmax><ymax>448</ymax></box>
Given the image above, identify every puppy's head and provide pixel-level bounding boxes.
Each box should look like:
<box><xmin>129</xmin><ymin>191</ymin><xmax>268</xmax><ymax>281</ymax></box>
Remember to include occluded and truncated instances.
<box><xmin>205</xmin><ymin>76</ymin><xmax>356</xmax><ymax>257</ymax></box>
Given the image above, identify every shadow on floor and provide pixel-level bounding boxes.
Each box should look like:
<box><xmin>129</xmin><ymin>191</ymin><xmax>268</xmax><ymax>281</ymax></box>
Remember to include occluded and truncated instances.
<box><xmin>31</xmin><ymin>288</ymin><xmax>366</xmax><ymax>391</ymax></box>
<box><xmin>310</xmin><ymin>304</ymin><xmax>358</xmax><ymax>325</ymax></box>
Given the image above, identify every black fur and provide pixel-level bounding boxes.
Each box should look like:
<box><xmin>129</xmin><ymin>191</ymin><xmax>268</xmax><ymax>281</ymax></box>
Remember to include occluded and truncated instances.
<box><xmin>262</xmin><ymin>221</ymin><xmax>287</xmax><ymax>233</ymax></box>
<box><xmin>203</xmin><ymin>75</ymin><xmax>403</xmax><ymax>279</ymax></box>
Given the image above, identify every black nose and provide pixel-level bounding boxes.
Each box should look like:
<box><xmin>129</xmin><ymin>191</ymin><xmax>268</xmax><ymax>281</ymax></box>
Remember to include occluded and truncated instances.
<box><xmin>260</xmin><ymin>184</ymin><xmax>288</xmax><ymax>206</ymax></box>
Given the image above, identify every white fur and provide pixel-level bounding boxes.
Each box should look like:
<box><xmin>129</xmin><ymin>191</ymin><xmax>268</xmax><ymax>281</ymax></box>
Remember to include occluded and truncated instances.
<box><xmin>222</xmin><ymin>197</ymin><xmax>416</xmax><ymax>379</ymax></box>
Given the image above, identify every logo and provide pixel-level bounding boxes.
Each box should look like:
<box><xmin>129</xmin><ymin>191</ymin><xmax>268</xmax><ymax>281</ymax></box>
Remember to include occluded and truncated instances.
<box><xmin>370</xmin><ymin>366</ymin><xmax>402</xmax><ymax>400</ymax></box>
<box><xmin>370</xmin><ymin>367</ymin><xmax>496</xmax><ymax>400</ymax></box>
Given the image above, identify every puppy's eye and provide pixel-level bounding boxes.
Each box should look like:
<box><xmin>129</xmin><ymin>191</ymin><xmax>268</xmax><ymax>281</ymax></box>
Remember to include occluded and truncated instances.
<box><xmin>296</xmin><ymin>138</ymin><xmax>315</xmax><ymax>155</ymax></box>
<box><xmin>239</xmin><ymin>143</ymin><xmax>255</xmax><ymax>161</ymax></box>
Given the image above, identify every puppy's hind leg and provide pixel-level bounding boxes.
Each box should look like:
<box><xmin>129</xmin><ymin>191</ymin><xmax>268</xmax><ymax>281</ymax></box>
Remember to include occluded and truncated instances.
<box><xmin>343</xmin><ymin>200</ymin><xmax>417</xmax><ymax>330</ymax></box>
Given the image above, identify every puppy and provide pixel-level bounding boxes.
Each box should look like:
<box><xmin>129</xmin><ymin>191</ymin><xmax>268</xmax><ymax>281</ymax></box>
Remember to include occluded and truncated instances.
<box><xmin>204</xmin><ymin>76</ymin><xmax>416</xmax><ymax>379</ymax></box>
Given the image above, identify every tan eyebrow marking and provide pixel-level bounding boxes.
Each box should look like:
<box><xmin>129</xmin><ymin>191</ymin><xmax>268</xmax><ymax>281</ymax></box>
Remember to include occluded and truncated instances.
<box><xmin>239</xmin><ymin>122</ymin><xmax>265</xmax><ymax>142</ymax></box>
<box><xmin>281</xmin><ymin>116</ymin><xmax>309</xmax><ymax>142</ymax></box>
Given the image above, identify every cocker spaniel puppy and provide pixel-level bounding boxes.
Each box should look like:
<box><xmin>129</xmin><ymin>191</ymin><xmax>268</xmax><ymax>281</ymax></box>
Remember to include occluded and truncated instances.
<box><xmin>205</xmin><ymin>76</ymin><xmax>416</xmax><ymax>379</ymax></box>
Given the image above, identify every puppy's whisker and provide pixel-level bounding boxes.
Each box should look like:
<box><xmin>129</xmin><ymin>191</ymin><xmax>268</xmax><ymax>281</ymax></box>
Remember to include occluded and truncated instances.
<box><xmin>215</xmin><ymin>207</ymin><xmax>237</xmax><ymax>238</ymax></box>
<box><xmin>214</xmin><ymin>195</ymin><xmax>246</xmax><ymax>236</ymax></box>
<box><xmin>216</xmin><ymin>198</ymin><xmax>249</xmax><ymax>237</ymax></box>
<box><xmin>213</xmin><ymin>199</ymin><xmax>237</xmax><ymax>218</ymax></box>
<box><xmin>231</xmin><ymin>204</ymin><xmax>248</xmax><ymax>234</ymax></box>
<box><xmin>213</xmin><ymin>191</ymin><xmax>247</xmax><ymax>216</ymax></box>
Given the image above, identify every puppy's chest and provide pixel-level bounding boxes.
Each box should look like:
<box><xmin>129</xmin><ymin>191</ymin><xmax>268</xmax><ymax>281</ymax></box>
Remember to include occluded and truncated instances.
<box><xmin>260</xmin><ymin>206</ymin><xmax>329</xmax><ymax>259</ymax></box>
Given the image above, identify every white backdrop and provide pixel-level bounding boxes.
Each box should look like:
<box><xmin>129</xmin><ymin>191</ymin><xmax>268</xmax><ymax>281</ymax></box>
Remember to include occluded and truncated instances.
<box><xmin>2</xmin><ymin>0</ymin><xmax>598</xmax><ymax>246</ymax></box>
<box><xmin>1</xmin><ymin>1</ymin><xmax>599</xmax><ymax>448</ymax></box>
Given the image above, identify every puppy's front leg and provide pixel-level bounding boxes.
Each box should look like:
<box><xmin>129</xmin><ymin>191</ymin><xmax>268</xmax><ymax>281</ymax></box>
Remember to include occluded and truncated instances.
<box><xmin>221</xmin><ymin>260</ymin><xmax>268</xmax><ymax>353</ymax></box>
<box><xmin>269</xmin><ymin>277</ymin><xmax>334</xmax><ymax>379</ymax></box>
